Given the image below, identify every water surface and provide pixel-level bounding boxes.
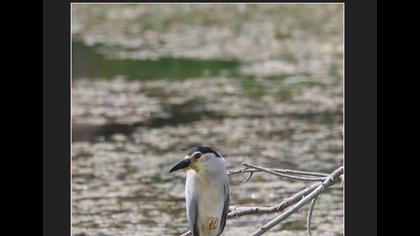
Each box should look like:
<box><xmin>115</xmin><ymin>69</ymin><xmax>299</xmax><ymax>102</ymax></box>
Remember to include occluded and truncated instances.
<box><xmin>72</xmin><ymin>4</ymin><xmax>343</xmax><ymax>236</ymax></box>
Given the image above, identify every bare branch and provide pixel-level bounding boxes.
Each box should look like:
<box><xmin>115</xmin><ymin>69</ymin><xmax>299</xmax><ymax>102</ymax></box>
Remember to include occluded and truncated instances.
<box><xmin>228</xmin><ymin>165</ymin><xmax>328</xmax><ymax>179</ymax></box>
<box><xmin>242</xmin><ymin>163</ymin><xmax>326</xmax><ymax>181</ymax></box>
<box><xmin>179</xmin><ymin>231</ymin><xmax>191</xmax><ymax>236</ymax></box>
<box><xmin>307</xmin><ymin>196</ymin><xmax>318</xmax><ymax>236</ymax></box>
<box><xmin>249</xmin><ymin>167</ymin><xmax>343</xmax><ymax>236</ymax></box>
<box><xmin>243</xmin><ymin>172</ymin><xmax>254</xmax><ymax>184</ymax></box>
<box><xmin>339</xmin><ymin>174</ymin><xmax>344</xmax><ymax>188</ymax></box>
<box><xmin>228</xmin><ymin>182</ymin><xmax>319</xmax><ymax>217</ymax></box>
<box><xmin>273</xmin><ymin>169</ymin><xmax>328</xmax><ymax>177</ymax></box>
<box><xmin>271</xmin><ymin>169</ymin><xmax>328</xmax><ymax>177</ymax></box>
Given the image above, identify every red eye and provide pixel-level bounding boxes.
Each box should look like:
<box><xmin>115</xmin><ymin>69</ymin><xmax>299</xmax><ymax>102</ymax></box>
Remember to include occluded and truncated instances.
<box><xmin>193</xmin><ymin>152</ymin><xmax>202</xmax><ymax>159</ymax></box>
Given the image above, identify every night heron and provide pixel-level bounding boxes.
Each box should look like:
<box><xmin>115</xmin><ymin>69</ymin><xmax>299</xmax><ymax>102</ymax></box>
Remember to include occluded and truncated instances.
<box><xmin>169</xmin><ymin>146</ymin><xmax>230</xmax><ymax>236</ymax></box>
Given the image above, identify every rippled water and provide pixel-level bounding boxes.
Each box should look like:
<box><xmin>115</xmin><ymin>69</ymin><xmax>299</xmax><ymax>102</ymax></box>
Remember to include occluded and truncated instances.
<box><xmin>72</xmin><ymin>4</ymin><xmax>343</xmax><ymax>236</ymax></box>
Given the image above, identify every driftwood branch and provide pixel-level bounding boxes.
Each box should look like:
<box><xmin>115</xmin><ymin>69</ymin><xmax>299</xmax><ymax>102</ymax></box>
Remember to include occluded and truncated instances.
<box><xmin>180</xmin><ymin>164</ymin><xmax>343</xmax><ymax>236</ymax></box>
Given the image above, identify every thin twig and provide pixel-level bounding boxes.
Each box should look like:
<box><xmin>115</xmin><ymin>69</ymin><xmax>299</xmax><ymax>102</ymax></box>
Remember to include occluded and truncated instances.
<box><xmin>179</xmin><ymin>231</ymin><xmax>190</xmax><ymax>236</ymax></box>
<box><xmin>243</xmin><ymin>172</ymin><xmax>254</xmax><ymax>184</ymax></box>
<box><xmin>273</xmin><ymin>169</ymin><xmax>328</xmax><ymax>177</ymax></box>
<box><xmin>228</xmin><ymin>166</ymin><xmax>328</xmax><ymax>178</ymax></box>
<box><xmin>243</xmin><ymin>163</ymin><xmax>326</xmax><ymax>181</ymax></box>
<box><xmin>307</xmin><ymin>196</ymin><xmax>318</xmax><ymax>236</ymax></box>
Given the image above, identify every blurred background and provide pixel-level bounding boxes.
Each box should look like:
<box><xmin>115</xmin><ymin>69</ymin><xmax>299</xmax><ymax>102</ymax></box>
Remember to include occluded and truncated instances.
<box><xmin>72</xmin><ymin>4</ymin><xmax>343</xmax><ymax>236</ymax></box>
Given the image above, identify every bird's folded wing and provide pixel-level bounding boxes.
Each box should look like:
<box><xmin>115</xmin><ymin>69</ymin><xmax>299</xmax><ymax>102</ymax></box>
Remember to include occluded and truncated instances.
<box><xmin>218</xmin><ymin>179</ymin><xmax>230</xmax><ymax>236</ymax></box>
<box><xmin>187</xmin><ymin>193</ymin><xmax>199</xmax><ymax>236</ymax></box>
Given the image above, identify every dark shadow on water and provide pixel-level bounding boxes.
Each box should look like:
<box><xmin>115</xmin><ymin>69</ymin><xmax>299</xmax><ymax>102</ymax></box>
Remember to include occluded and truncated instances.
<box><xmin>72</xmin><ymin>100</ymin><xmax>223</xmax><ymax>142</ymax></box>
<box><xmin>146</xmin><ymin>100</ymin><xmax>224</xmax><ymax>128</ymax></box>
<box><xmin>72</xmin><ymin>105</ymin><xmax>341</xmax><ymax>143</ymax></box>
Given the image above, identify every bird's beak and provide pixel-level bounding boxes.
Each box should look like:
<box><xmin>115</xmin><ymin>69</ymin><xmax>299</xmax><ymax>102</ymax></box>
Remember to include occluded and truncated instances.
<box><xmin>168</xmin><ymin>158</ymin><xmax>191</xmax><ymax>173</ymax></box>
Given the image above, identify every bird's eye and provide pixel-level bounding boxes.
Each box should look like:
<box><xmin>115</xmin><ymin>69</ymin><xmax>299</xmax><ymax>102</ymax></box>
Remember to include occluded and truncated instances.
<box><xmin>193</xmin><ymin>152</ymin><xmax>202</xmax><ymax>159</ymax></box>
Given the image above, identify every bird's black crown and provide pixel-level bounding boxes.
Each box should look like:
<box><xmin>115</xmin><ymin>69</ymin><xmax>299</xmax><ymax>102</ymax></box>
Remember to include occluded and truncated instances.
<box><xmin>186</xmin><ymin>146</ymin><xmax>221</xmax><ymax>158</ymax></box>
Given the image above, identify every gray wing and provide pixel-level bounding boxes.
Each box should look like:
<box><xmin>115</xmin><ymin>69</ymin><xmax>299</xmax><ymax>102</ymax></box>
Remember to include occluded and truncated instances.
<box><xmin>186</xmin><ymin>191</ymin><xmax>199</xmax><ymax>236</ymax></box>
<box><xmin>217</xmin><ymin>178</ymin><xmax>230</xmax><ymax>236</ymax></box>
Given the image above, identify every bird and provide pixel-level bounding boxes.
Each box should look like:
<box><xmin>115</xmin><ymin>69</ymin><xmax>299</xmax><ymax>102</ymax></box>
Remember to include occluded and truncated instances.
<box><xmin>169</xmin><ymin>146</ymin><xmax>230</xmax><ymax>236</ymax></box>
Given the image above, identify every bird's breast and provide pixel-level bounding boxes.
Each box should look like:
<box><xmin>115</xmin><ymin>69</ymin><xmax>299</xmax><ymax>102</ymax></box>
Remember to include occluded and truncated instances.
<box><xmin>186</xmin><ymin>169</ymin><xmax>227</xmax><ymax>236</ymax></box>
<box><xmin>197</xmin><ymin>180</ymin><xmax>225</xmax><ymax>235</ymax></box>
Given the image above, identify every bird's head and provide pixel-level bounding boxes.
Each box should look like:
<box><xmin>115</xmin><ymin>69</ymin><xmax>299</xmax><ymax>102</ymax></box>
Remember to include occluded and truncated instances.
<box><xmin>168</xmin><ymin>146</ymin><xmax>223</xmax><ymax>173</ymax></box>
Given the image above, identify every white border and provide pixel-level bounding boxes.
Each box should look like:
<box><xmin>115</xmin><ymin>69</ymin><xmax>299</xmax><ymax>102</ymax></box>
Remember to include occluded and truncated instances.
<box><xmin>70</xmin><ymin>3</ymin><xmax>345</xmax><ymax>235</ymax></box>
